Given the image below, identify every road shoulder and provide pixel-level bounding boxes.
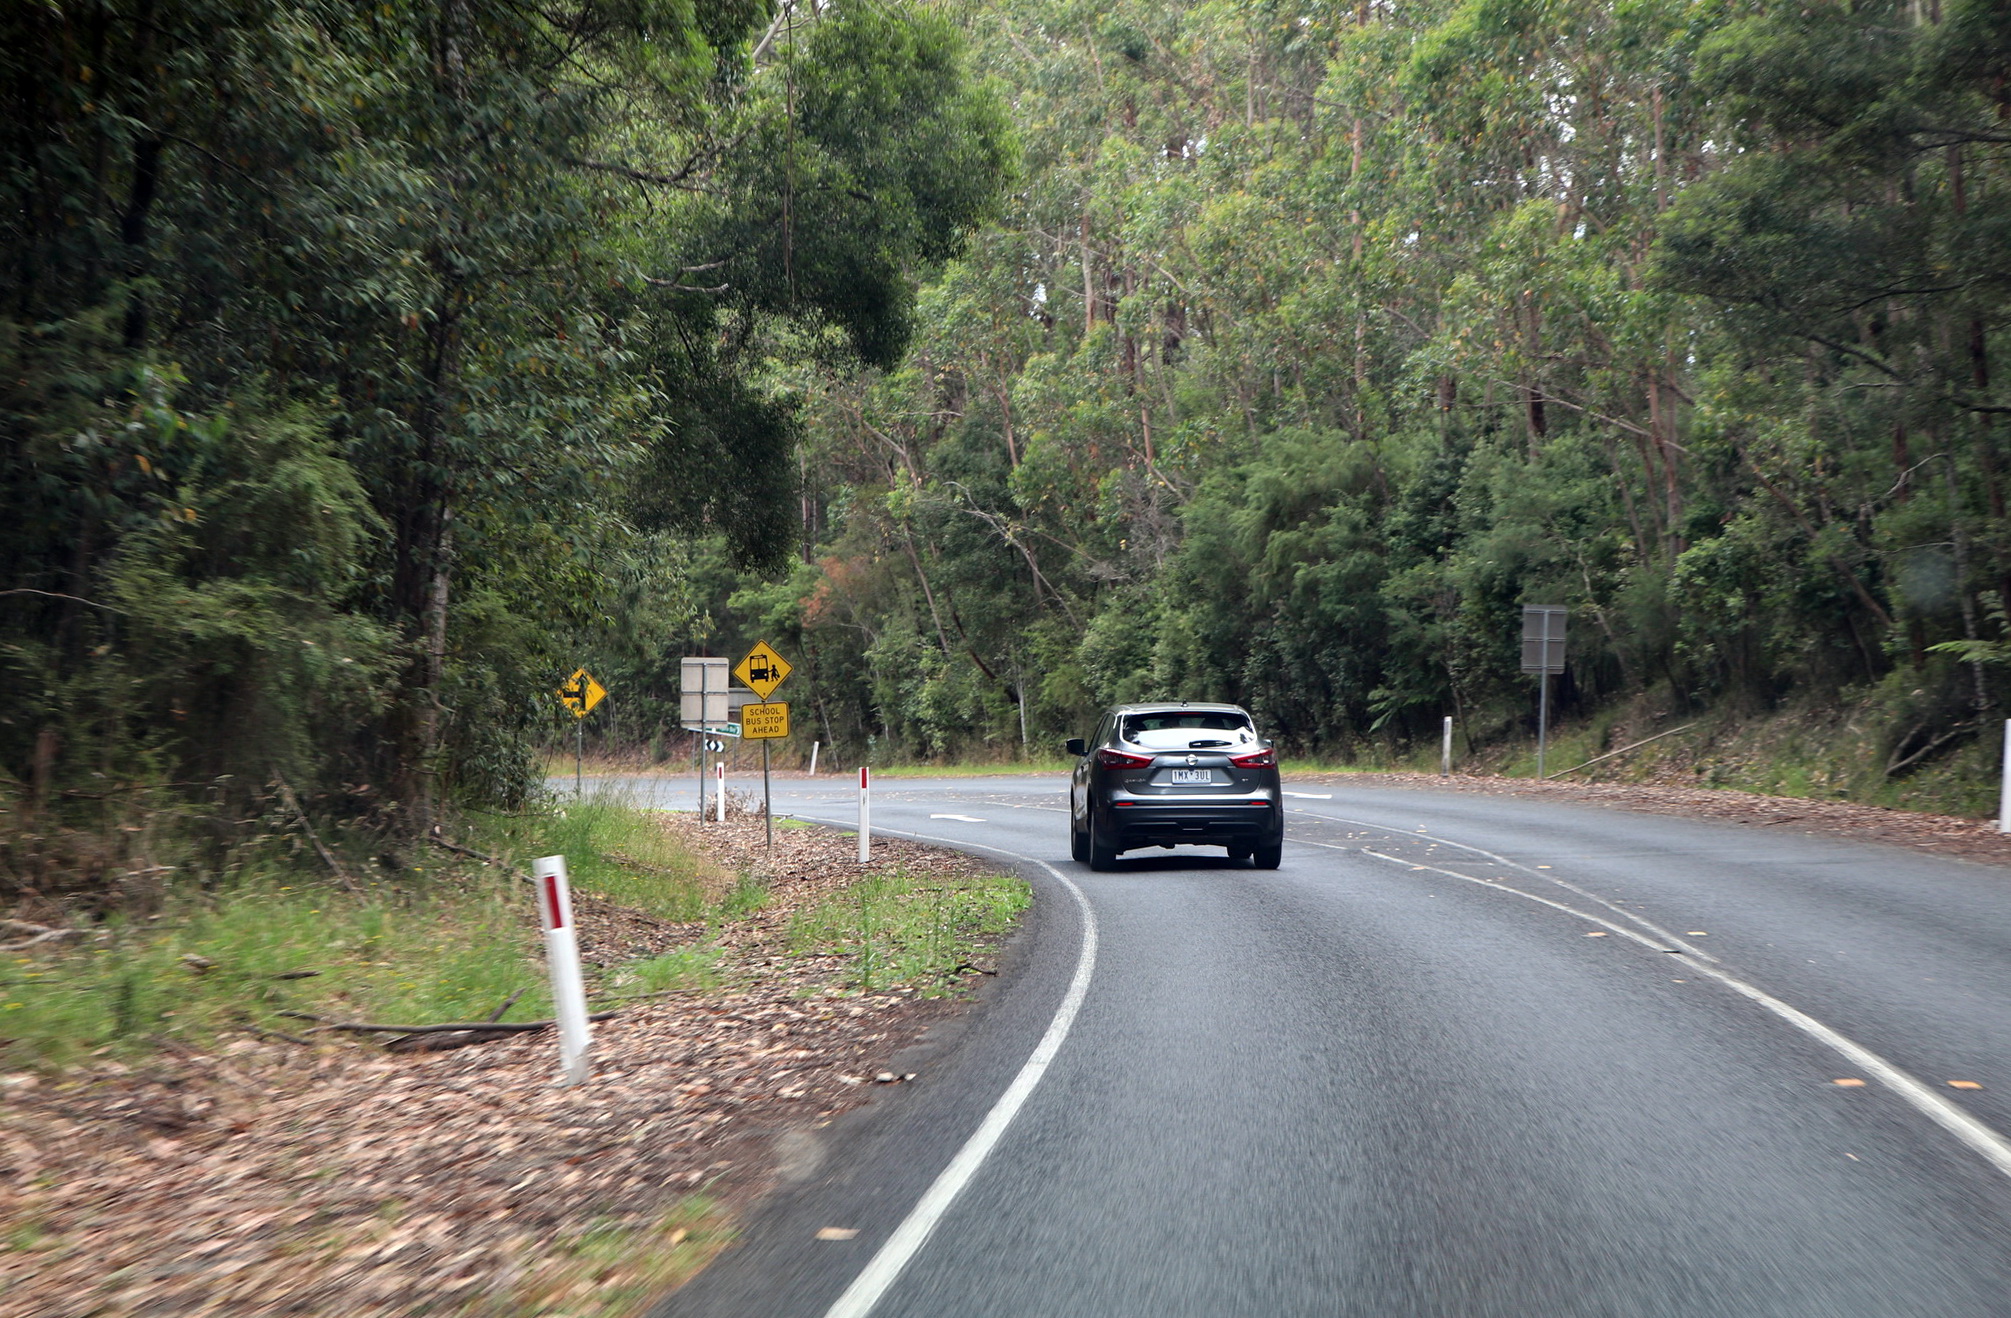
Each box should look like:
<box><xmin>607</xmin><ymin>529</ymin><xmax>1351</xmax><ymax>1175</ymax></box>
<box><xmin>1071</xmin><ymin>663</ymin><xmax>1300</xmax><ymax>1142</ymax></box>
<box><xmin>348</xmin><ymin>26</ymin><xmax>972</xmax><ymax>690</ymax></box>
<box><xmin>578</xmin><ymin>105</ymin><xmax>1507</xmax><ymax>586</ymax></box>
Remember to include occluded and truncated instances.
<box><xmin>1295</xmin><ymin>771</ymin><xmax>2011</xmax><ymax>868</ymax></box>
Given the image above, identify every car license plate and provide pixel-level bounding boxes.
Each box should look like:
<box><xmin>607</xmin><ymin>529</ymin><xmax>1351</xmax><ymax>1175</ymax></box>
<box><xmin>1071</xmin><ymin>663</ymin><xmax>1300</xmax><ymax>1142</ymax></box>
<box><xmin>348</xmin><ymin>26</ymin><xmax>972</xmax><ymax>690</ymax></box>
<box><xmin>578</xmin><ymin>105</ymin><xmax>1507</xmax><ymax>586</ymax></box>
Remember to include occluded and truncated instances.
<box><xmin>1169</xmin><ymin>769</ymin><xmax>1211</xmax><ymax>784</ymax></box>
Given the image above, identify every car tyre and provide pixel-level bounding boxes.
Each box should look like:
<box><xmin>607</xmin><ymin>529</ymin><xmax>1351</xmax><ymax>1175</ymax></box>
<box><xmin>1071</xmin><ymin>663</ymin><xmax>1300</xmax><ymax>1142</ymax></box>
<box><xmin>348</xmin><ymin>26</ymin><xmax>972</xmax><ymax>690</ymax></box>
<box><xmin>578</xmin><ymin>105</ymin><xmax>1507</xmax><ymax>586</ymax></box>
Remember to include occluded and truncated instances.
<box><xmin>1088</xmin><ymin>812</ymin><xmax>1120</xmax><ymax>871</ymax></box>
<box><xmin>1253</xmin><ymin>836</ymin><xmax>1282</xmax><ymax>870</ymax></box>
<box><xmin>1070</xmin><ymin>811</ymin><xmax>1090</xmax><ymax>863</ymax></box>
<box><xmin>1227</xmin><ymin>841</ymin><xmax>1252</xmax><ymax>861</ymax></box>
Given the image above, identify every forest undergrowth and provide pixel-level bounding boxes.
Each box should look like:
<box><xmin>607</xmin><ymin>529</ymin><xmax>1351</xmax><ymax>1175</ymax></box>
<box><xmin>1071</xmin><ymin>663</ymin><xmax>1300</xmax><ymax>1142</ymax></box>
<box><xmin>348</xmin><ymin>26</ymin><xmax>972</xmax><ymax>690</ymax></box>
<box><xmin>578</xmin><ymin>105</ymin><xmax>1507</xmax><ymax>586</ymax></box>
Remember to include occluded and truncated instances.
<box><xmin>1345</xmin><ymin>683</ymin><xmax>2009</xmax><ymax>820</ymax></box>
<box><xmin>0</xmin><ymin>805</ymin><xmax>1029</xmax><ymax>1318</ymax></box>
<box><xmin>0</xmin><ymin>798</ymin><xmax>729</xmax><ymax>1070</ymax></box>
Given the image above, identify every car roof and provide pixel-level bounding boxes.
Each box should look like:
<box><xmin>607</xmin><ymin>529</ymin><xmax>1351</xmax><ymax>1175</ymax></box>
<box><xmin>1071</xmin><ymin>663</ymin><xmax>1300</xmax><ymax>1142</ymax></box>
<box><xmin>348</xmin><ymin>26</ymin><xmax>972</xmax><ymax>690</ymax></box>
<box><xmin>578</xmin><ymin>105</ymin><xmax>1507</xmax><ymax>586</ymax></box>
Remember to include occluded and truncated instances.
<box><xmin>1110</xmin><ymin>702</ymin><xmax>1250</xmax><ymax>715</ymax></box>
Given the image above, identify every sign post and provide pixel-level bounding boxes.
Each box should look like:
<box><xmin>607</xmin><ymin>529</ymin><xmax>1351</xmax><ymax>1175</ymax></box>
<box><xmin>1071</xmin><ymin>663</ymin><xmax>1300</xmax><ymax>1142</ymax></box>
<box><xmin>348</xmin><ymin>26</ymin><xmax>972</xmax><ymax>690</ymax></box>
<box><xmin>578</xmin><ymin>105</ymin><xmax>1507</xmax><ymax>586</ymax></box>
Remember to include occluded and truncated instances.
<box><xmin>734</xmin><ymin>641</ymin><xmax>795</xmax><ymax>849</ymax></box>
<box><xmin>531</xmin><ymin>855</ymin><xmax>591</xmax><ymax>1086</ymax></box>
<box><xmin>1520</xmin><ymin>606</ymin><xmax>1568</xmax><ymax>778</ymax></box>
<box><xmin>2000</xmin><ymin>719</ymin><xmax>2010</xmax><ymax>834</ymax></box>
<box><xmin>859</xmin><ymin>765</ymin><xmax>871</xmax><ymax>863</ymax></box>
<box><xmin>681</xmin><ymin>658</ymin><xmax>729</xmax><ymax>821</ymax></box>
<box><xmin>556</xmin><ymin>669</ymin><xmax>608</xmax><ymax>796</ymax></box>
<box><xmin>1442</xmin><ymin>715</ymin><xmax>1453</xmax><ymax>778</ymax></box>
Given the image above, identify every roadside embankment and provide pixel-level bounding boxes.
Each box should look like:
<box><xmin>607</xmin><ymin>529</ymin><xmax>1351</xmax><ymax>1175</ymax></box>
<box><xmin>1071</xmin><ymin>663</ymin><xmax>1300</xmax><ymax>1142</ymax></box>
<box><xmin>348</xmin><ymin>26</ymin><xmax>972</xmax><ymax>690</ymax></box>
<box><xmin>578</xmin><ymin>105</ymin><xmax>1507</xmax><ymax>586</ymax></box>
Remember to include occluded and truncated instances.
<box><xmin>0</xmin><ymin>801</ymin><xmax>1026</xmax><ymax>1318</ymax></box>
<box><xmin>1296</xmin><ymin>771</ymin><xmax>2011</xmax><ymax>868</ymax></box>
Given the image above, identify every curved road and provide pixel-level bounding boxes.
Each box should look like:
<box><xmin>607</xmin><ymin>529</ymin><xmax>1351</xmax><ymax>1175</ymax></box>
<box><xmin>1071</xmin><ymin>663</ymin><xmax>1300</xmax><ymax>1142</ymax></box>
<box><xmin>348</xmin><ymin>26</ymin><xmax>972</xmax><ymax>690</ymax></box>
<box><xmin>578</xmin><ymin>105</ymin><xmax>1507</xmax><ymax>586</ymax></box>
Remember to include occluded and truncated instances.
<box><xmin>625</xmin><ymin>772</ymin><xmax>2011</xmax><ymax>1317</ymax></box>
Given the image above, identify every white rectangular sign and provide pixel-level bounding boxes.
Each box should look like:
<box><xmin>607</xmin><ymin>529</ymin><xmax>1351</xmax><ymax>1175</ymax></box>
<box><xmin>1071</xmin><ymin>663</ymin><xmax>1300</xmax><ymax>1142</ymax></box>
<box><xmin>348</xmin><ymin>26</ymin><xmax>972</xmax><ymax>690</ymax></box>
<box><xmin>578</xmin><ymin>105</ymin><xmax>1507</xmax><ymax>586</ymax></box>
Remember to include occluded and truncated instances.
<box><xmin>679</xmin><ymin>657</ymin><xmax>730</xmax><ymax>726</ymax></box>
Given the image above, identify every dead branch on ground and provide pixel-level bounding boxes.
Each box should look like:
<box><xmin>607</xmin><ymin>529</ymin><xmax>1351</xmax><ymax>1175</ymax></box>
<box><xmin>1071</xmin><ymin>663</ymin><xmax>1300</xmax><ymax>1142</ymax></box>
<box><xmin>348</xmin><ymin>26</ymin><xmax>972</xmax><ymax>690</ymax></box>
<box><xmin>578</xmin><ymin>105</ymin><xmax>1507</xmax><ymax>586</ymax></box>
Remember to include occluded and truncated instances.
<box><xmin>273</xmin><ymin>775</ymin><xmax>361</xmax><ymax>894</ymax></box>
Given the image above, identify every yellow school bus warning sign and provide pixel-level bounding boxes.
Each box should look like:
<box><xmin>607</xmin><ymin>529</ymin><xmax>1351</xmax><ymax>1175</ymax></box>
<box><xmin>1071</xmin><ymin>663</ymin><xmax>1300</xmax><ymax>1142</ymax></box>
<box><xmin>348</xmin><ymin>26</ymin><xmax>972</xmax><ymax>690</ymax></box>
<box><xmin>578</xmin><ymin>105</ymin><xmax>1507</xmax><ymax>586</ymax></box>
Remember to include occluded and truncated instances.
<box><xmin>733</xmin><ymin>641</ymin><xmax>792</xmax><ymax>700</ymax></box>
<box><xmin>557</xmin><ymin>668</ymin><xmax>606</xmax><ymax>718</ymax></box>
<box><xmin>741</xmin><ymin>700</ymin><xmax>789</xmax><ymax>740</ymax></box>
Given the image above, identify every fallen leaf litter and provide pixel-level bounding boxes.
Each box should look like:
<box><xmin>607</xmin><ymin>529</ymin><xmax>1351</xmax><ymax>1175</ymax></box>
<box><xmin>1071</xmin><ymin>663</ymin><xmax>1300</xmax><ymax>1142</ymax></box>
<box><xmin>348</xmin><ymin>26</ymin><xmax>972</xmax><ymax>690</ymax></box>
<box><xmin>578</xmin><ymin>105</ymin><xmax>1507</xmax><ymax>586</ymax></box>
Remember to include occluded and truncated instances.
<box><xmin>0</xmin><ymin>815</ymin><xmax>1013</xmax><ymax>1318</ymax></box>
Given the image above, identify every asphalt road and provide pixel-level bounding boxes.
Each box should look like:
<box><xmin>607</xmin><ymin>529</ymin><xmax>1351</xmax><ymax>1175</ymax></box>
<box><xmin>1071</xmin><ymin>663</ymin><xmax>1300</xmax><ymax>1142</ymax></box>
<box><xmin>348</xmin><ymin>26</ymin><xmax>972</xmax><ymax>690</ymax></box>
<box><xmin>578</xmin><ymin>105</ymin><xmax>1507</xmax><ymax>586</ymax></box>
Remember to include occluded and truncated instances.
<box><xmin>618</xmin><ymin>771</ymin><xmax>2011</xmax><ymax>1317</ymax></box>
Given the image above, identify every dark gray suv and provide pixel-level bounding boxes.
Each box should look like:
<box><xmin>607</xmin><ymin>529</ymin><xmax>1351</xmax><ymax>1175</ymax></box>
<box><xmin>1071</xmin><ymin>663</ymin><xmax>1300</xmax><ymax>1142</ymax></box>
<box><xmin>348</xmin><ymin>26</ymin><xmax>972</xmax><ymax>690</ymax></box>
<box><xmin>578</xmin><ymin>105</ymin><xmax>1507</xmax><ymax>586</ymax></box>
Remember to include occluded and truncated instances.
<box><xmin>1067</xmin><ymin>702</ymin><xmax>1283</xmax><ymax>871</ymax></box>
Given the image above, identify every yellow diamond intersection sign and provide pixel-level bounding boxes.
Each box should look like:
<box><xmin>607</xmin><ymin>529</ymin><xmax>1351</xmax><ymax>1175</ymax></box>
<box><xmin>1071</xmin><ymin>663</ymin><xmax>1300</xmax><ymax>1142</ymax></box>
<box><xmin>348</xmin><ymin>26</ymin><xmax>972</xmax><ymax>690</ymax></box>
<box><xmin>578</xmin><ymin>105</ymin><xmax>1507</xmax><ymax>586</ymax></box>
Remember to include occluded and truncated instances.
<box><xmin>741</xmin><ymin>701</ymin><xmax>789</xmax><ymax>739</ymax></box>
<box><xmin>733</xmin><ymin>641</ymin><xmax>792</xmax><ymax>701</ymax></box>
<box><xmin>557</xmin><ymin>668</ymin><xmax>607</xmax><ymax>718</ymax></box>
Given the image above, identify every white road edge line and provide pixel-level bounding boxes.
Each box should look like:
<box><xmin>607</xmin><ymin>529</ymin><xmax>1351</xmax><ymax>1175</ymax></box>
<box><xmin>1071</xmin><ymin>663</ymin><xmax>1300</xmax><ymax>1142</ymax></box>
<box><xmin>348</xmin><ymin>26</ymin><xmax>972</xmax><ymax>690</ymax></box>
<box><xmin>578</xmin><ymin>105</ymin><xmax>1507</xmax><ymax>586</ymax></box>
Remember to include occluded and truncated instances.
<box><xmin>1301</xmin><ymin>809</ymin><xmax>1717</xmax><ymax>962</ymax></box>
<box><xmin>783</xmin><ymin>819</ymin><xmax>1099</xmax><ymax>1318</ymax></box>
<box><xmin>928</xmin><ymin>813</ymin><xmax>988</xmax><ymax>822</ymax></box>
<box><xmin>1283</xmin><ymin>790</ymin><xmax>1334</xmax><ymax>799</ymax></box>
<box><xmin>1347</xmin><ymin>842</ymin><xmax>2011</xmax><ymax>1183</ymax></box>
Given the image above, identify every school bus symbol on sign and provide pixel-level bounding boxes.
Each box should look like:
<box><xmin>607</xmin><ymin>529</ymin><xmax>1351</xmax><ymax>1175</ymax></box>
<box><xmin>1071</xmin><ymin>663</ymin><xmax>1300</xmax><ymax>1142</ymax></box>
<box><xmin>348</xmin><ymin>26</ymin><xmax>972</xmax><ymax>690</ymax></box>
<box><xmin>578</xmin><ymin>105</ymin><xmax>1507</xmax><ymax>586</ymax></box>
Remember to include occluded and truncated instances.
<box><xmin>733</xmin><ymin>641</ymin><xmax>792</xmax><ymax>701</ymax></box>
<box><xmin>741</xmin><ymin>701</ymin><xmax>789</xmax><ymax>740</ymax></box>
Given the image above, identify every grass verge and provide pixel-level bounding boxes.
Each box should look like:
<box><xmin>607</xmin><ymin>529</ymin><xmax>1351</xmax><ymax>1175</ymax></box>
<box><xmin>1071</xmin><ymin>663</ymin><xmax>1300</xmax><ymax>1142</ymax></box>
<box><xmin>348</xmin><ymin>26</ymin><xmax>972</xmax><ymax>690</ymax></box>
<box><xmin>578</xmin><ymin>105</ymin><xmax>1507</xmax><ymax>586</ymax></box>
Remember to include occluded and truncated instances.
<box><xmin>1281</xmin><ymin>689</ymin><xmax>2004</xmax><ymax>819</ymax></box>
<box><xmin>0</xmin><ymin>791</ymin><xmax>733</xmax><ymax>1070</ymax></box>
<box><xmin>787</xmin><ymin>865</ymin><xmax>1030</xmax><ymax>994</ymax></box>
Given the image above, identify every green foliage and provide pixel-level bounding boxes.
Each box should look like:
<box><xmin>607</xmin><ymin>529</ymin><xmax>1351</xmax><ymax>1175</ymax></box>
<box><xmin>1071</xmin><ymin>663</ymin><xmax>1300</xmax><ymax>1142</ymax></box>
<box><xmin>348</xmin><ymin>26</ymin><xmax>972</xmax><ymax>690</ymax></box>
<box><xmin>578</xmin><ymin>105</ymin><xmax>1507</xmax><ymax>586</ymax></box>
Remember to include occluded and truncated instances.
<box><xmin>0</xmin><ymin>797</ymin><xmax>731</xmax><ymax>1067</ymax></box>
<box><xmin>701</xmin><ymin>0</ymin><xmax>2011</xmax><ymax>802</ymax></box>
<box><xmin>478</xmin><ymin>792</ymin><xmax>731</xmax><ymax>922</ymax></box>
<box><xmin>1</xmin><ymin>0</ymin><xmax>1012</xmax><ymax>887</ymax></box>
<box><xmin>788</xmin><ymin>864</ymin><xmax>1030</xmax><ymax>995</ymax></box>
<box><xmin>0</xmin><ymin>870</ymin><xmax>547</xmax><ymax>1069</ymax></box>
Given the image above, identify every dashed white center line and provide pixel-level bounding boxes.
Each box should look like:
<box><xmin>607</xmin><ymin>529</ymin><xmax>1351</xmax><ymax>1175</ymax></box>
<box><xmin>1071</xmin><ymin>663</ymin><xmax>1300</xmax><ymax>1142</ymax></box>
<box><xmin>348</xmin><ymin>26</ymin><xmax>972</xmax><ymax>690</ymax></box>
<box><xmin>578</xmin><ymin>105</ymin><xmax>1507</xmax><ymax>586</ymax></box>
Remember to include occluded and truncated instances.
<box><xmin>1330</xmin><ymin>839</ymin><xmax>2011</xmax><ymax>1186</ymax></box>
<box><xmin>928</xmin><ymin>813</ymin><xmax>987</xmax><ymax>823</ymax></box>
<box><xmin>1283</xmin><ymin>791</ymin><xmax>1333</xmax><ymax>799</ymax></box>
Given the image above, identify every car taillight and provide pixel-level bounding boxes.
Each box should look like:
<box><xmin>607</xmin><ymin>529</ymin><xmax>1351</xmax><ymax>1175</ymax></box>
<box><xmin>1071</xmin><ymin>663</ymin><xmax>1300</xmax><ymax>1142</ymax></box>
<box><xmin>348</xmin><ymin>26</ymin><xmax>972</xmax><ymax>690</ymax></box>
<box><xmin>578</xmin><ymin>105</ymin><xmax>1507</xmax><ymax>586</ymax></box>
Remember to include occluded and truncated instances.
<box><xmin>1096</xmin><ymin>748</ymin><xmax>1154</xmax><ymax>770</ymax></box>
<box><xmin>1230</xmin><ymin>748</ymin><xmax>1275</xmax><ymax>768</ymax></box>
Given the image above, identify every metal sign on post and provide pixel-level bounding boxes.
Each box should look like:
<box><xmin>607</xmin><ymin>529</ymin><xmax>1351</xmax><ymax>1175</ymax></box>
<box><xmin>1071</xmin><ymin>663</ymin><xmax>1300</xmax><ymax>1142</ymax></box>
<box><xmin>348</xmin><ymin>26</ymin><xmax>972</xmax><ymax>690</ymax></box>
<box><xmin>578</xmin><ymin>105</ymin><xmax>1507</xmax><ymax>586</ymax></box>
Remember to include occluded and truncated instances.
<box><xmin>531</xmin><ymin>855</ymin><xmax>592</xmax><ymax>1086</ymax></box>
<box><xmin>557</xmin><ymin>668</ymin><xmax>607</xmax><ymax>718</ymax></box>
<box><xmin>556</xmin><ymin>668</ymin><xmax>607</xmax><ymax>797</ymax></box>
<box><xmin>735</xmin><ymin>641</ymin><xmax>793</xmax><ymax>847</ymax></box>
<box><xmin>1521</xmin><ymin>605</ymin><xmax>1568</xmax><ymax>777</ymax></box>
<box><xmin>742</xmin><ymin>701</ymin><xmax>789</xmax><ymax>739</ymax></box>
<box><xmin>733</xmin><ymin>641</ymin><xmax>793</xmax><ymax>700</ymax></box>
<box><xmin>680</xmin><ymin>657</ymin><xmax>728</xmax><ymax>821</ymax></box>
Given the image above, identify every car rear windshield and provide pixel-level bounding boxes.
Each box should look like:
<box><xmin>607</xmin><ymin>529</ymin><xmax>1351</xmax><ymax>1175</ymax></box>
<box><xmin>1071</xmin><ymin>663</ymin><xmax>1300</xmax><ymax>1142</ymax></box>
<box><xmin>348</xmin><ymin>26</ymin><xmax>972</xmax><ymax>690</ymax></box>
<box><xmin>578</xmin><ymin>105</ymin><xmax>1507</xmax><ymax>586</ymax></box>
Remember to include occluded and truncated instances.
<box><xmin>1121</xmin><ymin>711</ymin><xmax>1257</xmax><ymax>750</ymax></box>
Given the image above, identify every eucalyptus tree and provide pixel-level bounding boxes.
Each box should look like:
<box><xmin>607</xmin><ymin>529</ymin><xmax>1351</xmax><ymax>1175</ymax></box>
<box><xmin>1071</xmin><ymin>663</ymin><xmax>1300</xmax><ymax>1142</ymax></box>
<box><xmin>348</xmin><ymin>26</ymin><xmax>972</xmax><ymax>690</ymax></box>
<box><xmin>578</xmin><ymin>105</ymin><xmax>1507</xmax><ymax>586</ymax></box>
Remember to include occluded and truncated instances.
<box><xmin>762</xmin><ymin>0</ymin><xmax>2011</xmax><ymax>774</ymax></box>
<box><xmin>1654</xmin><ymin>0</ymin><xmax>2011</xmax><ymax>709</ymax></box>
<box><xmin>1</xmin><ymin>0</ymin><xmax>1012</xmax><ymax>873</ymax></box>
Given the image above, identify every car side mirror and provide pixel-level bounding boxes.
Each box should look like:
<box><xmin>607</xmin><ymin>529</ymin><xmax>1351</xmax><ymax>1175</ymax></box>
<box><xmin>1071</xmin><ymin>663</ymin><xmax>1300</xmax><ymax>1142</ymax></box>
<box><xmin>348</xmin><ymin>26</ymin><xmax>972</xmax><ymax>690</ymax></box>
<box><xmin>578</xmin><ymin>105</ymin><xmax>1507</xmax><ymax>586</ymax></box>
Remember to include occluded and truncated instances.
<box><xmin>1065</xmin><ymin>738</ymin><xmax>1087</xmax><ymax>757</ymax></box>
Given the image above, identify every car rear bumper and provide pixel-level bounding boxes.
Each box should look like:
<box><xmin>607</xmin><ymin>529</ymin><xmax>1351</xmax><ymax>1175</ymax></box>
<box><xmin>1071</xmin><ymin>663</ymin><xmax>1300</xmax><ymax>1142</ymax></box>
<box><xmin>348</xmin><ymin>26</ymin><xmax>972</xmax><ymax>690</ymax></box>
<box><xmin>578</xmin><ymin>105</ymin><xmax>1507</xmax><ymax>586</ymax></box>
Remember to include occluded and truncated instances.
<box><xmin>1104</xmin><ymin>798</ymin><xmax>1280</xmax><ymax>846</ymax></box>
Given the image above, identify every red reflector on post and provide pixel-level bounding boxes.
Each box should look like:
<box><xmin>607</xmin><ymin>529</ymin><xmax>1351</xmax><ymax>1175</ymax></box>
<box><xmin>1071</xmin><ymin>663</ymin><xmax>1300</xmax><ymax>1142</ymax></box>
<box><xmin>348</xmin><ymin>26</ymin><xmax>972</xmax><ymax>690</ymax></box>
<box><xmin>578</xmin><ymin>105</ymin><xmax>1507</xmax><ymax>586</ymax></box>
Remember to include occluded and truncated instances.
<box><xmin>542</xmin><ymin>873</ymin><xmax>566</xmax><ymax>930</ymax></box>
<box><xmin>1097</xmin><ymin>748</ymin><xmax>1153</xmax><ymax>770</ymax></box>
<box><xmin>1230</xmin><ymin>748</ymin><xmax>1276</xmax><ymax>768</ymax></box>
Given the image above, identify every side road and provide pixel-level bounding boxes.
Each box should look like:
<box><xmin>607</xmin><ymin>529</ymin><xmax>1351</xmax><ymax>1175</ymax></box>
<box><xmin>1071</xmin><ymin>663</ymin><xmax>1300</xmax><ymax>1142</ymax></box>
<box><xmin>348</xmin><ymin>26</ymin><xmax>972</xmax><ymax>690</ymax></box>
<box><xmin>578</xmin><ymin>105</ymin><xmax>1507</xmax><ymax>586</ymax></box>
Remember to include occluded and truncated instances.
<box><xmin>0</xmin><ymin>814</ymin><xmax>1025</xmax><ymax>1318</ymax></box>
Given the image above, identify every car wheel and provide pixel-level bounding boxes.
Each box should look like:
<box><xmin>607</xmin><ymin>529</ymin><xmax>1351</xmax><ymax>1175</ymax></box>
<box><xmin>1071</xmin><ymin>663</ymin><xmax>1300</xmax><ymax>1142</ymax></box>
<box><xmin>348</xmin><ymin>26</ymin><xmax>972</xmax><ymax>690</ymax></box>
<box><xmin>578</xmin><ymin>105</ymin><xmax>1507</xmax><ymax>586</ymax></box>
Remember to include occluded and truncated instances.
<box><xmin>1070</xmin><ymin>810</ymin><xmax>1090</xmax><ymax>863</ymax></box>
<box><xmin>1088</xmin><ymin>811</ymin><xmax>1119</xmax><ymax>871</ymax></box>
<box><xmin>1227</xmin><ymin>841</ymin><xmax>1252</xmax><ymax>861</ymax></box>
<box><xmin>1253</xmin><ymin>836</ymin><xmax>1282</xmax><ymax>870</ymax></box>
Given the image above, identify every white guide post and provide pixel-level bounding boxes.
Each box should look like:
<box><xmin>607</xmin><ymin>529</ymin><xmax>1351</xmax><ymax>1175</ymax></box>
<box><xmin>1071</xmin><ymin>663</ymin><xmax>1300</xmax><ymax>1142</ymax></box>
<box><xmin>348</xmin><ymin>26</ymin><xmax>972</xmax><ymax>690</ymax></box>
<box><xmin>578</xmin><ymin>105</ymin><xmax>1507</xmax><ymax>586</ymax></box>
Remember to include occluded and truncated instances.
<box><xmin>859</xmin><ymin>765</ymin><xmax>872</xmax><ymax>863</ymax></box>
<box><xmin>532</xmin><ymin>855</ymin><xmax>591</xmax><ymax>1086</ymax></box>
<box><xmin>2000</xmin><ymin>719</ymin><xmax>2011</xmax><ymax>834</ymax></box>
<box><xmin>809</xmin><ymin>741</ymin><xmax>820</xmax><ymax>776</ymax></box>
<box><xmin>715</xmin><ymin>760</ymin><xmax>726</xmax><ymax>822</ymax></box>
<box><xmin>1442</xmin><ymin>716</ymin><xmax>1453</xmax><ymax>778</ymax></box>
